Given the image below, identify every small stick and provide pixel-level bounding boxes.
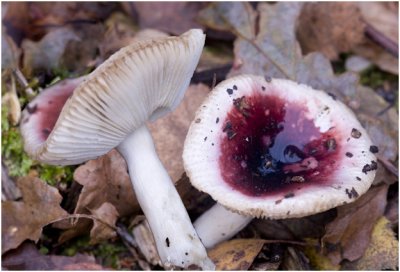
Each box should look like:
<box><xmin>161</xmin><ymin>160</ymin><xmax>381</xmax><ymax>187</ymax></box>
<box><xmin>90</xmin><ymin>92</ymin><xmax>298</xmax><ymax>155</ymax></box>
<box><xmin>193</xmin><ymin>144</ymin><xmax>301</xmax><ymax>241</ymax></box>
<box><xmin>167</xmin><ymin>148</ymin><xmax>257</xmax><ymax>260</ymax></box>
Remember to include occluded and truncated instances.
<box><xmin>365</xmin><ymin>23</ymin><xmax>398</xmax><ymax>58</ymax></box>
<box><xmin>12</xmin><ymin>68</ymin><xmax>35</xmax><ymax>99</ymax></box>
<box><xmin>377</xmin><ymin>155</ymin><xmax>398</xmax><ymax>177</ymax></box>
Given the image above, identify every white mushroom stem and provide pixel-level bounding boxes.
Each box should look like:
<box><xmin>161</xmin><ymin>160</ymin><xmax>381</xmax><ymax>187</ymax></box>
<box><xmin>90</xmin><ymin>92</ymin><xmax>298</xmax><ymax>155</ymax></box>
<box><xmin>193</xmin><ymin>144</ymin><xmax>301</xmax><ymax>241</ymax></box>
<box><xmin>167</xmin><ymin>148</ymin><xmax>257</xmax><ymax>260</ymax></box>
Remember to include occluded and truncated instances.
<box><xmin>117</xmin><ymin>125</ymin><xmax>214</xmax><ymax>270</ymax></box>
<box><xmin>194</xmin><ymin>203</ymin><xmax>253</xmax><ymax>248</ymax></box>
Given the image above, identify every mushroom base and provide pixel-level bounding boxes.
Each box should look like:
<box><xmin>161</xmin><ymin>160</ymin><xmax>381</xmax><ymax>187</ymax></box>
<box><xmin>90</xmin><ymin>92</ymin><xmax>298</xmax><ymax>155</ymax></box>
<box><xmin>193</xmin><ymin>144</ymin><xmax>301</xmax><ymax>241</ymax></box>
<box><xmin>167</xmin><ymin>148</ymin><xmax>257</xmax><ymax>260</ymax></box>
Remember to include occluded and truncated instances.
<box><xmin>219</xmin><ymin>93</ymin><xmax>342</xmax><ymax>197</ymax></box>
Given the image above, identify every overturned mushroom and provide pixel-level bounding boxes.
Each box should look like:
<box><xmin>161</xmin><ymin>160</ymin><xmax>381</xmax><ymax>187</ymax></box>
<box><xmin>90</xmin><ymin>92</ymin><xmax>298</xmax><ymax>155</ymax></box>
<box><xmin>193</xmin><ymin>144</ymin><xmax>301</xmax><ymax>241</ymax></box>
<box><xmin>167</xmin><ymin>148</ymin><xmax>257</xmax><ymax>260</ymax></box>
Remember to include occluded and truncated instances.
<box><xmin>20</xmin><ymin>29</ymin><xmax>214</xmax><ymax>270</ymax></box>
<box><xmin>183</xmin><ymin>75</ymin><xmax>377</xmax><ymax>248</ymax></box>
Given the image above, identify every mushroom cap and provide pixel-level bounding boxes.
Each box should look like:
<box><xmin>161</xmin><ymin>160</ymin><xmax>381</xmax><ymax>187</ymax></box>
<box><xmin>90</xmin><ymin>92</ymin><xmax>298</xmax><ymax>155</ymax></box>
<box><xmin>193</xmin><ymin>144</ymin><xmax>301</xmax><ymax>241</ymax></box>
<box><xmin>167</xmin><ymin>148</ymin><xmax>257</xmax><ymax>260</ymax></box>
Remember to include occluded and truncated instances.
<box><xmin>20</xmin><ymin>29</ymin><xmax>205</xmax><ymax>165</ymax></box>
<box><xmin>183</xmin><ymin>75</ymin><xmax>377</xmax><ymax>219</ymax></box>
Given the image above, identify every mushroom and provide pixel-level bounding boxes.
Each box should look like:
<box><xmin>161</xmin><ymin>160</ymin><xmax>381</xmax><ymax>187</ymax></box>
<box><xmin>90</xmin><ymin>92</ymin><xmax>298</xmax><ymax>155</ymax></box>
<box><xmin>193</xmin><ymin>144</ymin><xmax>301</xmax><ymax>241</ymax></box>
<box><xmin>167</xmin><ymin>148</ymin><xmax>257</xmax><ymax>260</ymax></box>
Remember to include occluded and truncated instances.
<box><xmin>20</xmin><ymin>29</ymin><xmax>215</xmax><ymax>270</ymax></box>
<box><xmin>183</xmin><ymin>74</ymin><xmax>378</xmax><ymax>248</ymax></box>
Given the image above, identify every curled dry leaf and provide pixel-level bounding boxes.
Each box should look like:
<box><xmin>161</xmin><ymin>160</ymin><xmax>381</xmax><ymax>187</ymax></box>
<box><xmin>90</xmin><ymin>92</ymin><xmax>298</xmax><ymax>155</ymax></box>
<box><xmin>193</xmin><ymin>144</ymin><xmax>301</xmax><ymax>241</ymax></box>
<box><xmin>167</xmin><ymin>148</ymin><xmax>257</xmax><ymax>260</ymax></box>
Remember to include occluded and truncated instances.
<box><xmin>58</xmin><ymin>149</ymin><xmax>139</xmax><ymax>243</ymax></box>
<box><xmin>322</xmin><ymin>185</ymin><xmax>389</xmax><ymax>265</ymax></box>
<box><xmin>2</xmin><ymin>242</ymin><xmax>104</xmax><ymax>270</ymax></box>
<box><xmin>208</xmin><ymin>239</ymin><xmax>266</xmax><ymax>270</ymax></box>
<box><xmin>1</xmin><ymin>177</ymin><xmax>68</xmax><ymax>254</ymax></box>
<box><xmin>297</xmin><ymin>2</ymin><xmax>365</xmax><ymax>60</ymax></box>
<box><xmin>89</xmin><ymin>202</ymin><xmax>119</xmax><ymax>245</ymax></box>
<box><xmin>148</xmin><ymin>83</ymin><xmax>210</xmax><ymax>182</ymax></box>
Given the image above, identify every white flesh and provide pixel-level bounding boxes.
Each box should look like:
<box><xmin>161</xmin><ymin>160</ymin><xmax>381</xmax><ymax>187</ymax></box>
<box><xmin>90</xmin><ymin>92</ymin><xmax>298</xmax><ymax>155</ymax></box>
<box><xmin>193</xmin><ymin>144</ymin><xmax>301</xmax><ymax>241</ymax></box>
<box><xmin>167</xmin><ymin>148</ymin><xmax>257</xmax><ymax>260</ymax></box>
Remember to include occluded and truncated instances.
<box><xmin>117</xmin><ymin>125</ymin><xmax>215</xmax><ymax>270</ymax></box>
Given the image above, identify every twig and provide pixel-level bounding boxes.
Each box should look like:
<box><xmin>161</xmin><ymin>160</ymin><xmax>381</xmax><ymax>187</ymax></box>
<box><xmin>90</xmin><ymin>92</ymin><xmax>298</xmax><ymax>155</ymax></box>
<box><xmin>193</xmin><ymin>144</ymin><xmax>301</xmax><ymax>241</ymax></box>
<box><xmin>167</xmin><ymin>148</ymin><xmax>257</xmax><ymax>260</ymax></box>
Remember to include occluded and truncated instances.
<box><xmin>377</xmin><ymin>155</ymin><xmax>398</xmax><ymax>177</ymax></box>
<box><xmin>365</xmin><ymin>23</ymin><xmax>398</xmax><ymax>58</ymax></box>
<box><xmin>12</xmin><ymin>68</ymin><xmax>35</xmax><ymax>99</ymax></box>
<box><xmin>116</xmin><ymin>222</ymin><xmax>138</xmax><ymax>248</ymax></box>
<box><xmin>48</xmin><ymin>213</ymin><xmax>116</xmax><ymax>230</ymax></box>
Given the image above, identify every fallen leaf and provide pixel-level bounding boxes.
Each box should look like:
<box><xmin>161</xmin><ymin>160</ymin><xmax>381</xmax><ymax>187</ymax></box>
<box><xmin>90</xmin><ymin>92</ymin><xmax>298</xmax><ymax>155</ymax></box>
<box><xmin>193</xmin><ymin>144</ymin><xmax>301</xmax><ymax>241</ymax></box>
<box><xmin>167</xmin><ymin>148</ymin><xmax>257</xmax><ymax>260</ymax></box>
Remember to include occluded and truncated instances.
<box><xmin>358</xmin><ymin>2</ymin><xmax>398</xmax><ymax>44</ymax></box>
<box><xmin>132</xmin><ymin>220</ymin><xmax>162</xmax><ymax>266</ymax></box>
<box><xmin>89</xmin><ymin>202</ymin><xmax>119</xmax><ymax>245</ymax></box>
<box><xmin>303</xmin><ymin>240</ymin><xmax>341</xmax><ymax>270</ymax></box>
<box><xmin>348</xmin><ymin>216</ymin><xmax>399</xmax><ymax>270</ymax></box>
<box><xmin>21</xmin><ymin>27</ymin><xmax>80</xmax><ymax>77</ymax></box>
<box><xmin>322</xmin><ymin>184</ymin><xmax>389</xmax><ymax>264</ymax></box>
<box><xmin>2</xmin><ymin>242</ymin><xmax>105</xmax><ymax>270</ymax></box>
<box><xmin>1</xmin><ymin>177</ymin><xmax>68</xmax><ymax>254</ymax></box>
<box><xmin>148</xmin><ymin>83</ymin><xmax>210</xmax><ymax>182</ymax></box>
<box><xmin>281</xmin><ymin>246</ymin><xmax>311</xmax><ymax>270</ymax></box>
<box><xmin>297</xmin><ymin>3</ymin><xmax>365</xmax><ymax>60</ymax></box>
<box><xmin>2</xmin><ymin>29</ymin><xmax>21</xmax><ymax>70</ymax></box>
<box><xmin>353</xmin><ymin>41</ymin><xmax>398</xmax><ymax>75</ymax></box>
<box><xmin>58</xmin><ymin>149</ymin><xmax>140</xmax><ymax>243</ymax></box>
<box><xmin>3</xmin><ymin>2</ymin><xmax>115</xmax><ymax>41</ymax></box>
<box><xmin>198</xmin><ymin>2</ymin><xmax>398</xmax><ymax>161</ymax></box>
<box><xmin>208</xmin><ymin>239</ymin><xmax>266</xmax><ymax>270</ymax></box>
<box><xmin>129</xmin><ymin>2</ymin><xmax>205</xmax><ymax>35</ymax></box>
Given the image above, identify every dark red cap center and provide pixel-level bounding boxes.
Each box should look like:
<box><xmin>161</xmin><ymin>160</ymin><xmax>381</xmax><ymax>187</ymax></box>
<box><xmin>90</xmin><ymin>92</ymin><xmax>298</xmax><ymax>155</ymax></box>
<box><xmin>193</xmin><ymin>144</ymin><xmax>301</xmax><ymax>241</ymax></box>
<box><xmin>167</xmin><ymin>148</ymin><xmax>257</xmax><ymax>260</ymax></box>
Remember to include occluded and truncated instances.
<box><xmin>219</xmin><ymin>89</ymin><xmax>342</xmax><ymax>197</ymax></box>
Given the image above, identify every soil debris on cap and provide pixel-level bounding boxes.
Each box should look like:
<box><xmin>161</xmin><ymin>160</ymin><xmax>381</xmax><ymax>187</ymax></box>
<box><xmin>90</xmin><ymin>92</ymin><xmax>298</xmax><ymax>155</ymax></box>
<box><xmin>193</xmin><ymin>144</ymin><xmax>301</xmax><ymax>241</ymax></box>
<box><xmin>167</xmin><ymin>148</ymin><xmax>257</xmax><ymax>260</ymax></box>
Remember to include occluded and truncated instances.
<box><xmin>351</xmin><ymin>128</ymin><xmax>362</xmax><ymax>138</ymax></box>
<box><xmin>369</xmin><ymin>145</ymin><xmax>379</xmax><ymax>153</ymax></box>
<box><xmin>362</xmin><ymin>161</ymin><xmax>378</xmax><ymax>174</ymax></box>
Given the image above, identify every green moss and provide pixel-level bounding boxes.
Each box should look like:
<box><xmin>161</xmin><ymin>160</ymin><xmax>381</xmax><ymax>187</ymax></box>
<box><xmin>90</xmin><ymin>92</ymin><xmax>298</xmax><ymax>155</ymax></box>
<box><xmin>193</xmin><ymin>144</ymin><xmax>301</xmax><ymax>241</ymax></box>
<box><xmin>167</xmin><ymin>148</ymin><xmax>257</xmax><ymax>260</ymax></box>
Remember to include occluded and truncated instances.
<box><xmin>1</xmin><ymin>105</ymin><xmax>75</xmax><ymax>185</ymax></box>
<box><xmin>93</xmin><ymin>242</ymin><xmax>127</xmax><ymax>269</ymax></box>
<box><xmin>360</xmin><ymin>66</ymin><xmax>398</xmax><ymax>89</ymax></box>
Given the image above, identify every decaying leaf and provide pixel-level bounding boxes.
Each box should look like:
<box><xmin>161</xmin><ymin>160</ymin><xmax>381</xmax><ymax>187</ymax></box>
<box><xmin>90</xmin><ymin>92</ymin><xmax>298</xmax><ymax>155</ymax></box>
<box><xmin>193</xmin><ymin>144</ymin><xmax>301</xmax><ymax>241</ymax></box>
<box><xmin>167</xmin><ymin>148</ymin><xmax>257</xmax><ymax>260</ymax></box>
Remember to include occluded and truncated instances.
<box><xmin>2</xmin><ymin>242</ymin><xmax>104</xmax><ymax>270</ymax></box>
<box><xmin>58</xmin><ymin>149</ymin><xmax>139</xmax><ymax>243</ymax></box>
<box><xmin>132</xmin><ymin>220</ymin><xmax>162</xmax><ymax>266</ymax></box>
<box><xmin>149</xmin><ymin>83</ymin><xmax>210</xmax><ymax>182</ymax></box>
<box><xmin>208</xmin><ymin>239</ymin><xmax>266</xmax><ymax>270</ymax></box>
<box><xmin>2</xmin><ymin>29</ymin><xmax>21</xmax><ymax>70</ymax></box>
<box><xmin>347</xmin><ymin>216</ymin><xmax>399</xmax><ymax>270</ymax></box>
<box><xmin>1</xmin><ymin>177</ymin><xmax>68</xmax><ymax>254</ymax></box>
<box><xmin>130</xmin><ymin>2</ymin><xmax>205</xmax><ymax>35</ymax></box>
<box><xmin>2</xmin><ymin>89</ymin><xmax>21</xmax><ymax>126</ymax></box>
<box><xmin>89</xmin><ymin>202</ymin><xmax>119</xmax><ymax>245</ymax></box>
<box><xmin>297</xmin><ymin>3</ymin><xmax>365</xmax><ymax>60</ymax></box>
<box><xmin>322</xmin><ymin>185</ymin><xmax>389</xmax><ymax>264</ymax></box>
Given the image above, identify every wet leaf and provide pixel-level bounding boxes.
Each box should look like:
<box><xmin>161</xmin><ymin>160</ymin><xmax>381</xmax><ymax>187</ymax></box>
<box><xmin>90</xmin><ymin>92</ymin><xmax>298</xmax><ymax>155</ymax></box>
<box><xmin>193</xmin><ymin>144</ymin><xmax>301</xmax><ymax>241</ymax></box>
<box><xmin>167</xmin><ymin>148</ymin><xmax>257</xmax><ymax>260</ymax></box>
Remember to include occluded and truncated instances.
<box><xmin>1</xmin><ymin>177</ymin><xmax>68</xmax><ymax>254</ymax></box>
<box><xmin>58</xmin><ymin>149</ymin><xmax>139</xmax><ymax>243</ymax></box>
<box><xmin>208</xmin><ymin>239</ymin><xmax>266</xmax><ymax>270</ymax></box>
<box><xmin>149</xmin><ymin>83</ymin><xmax>210</xmax><ymax>182</ymax></box>
<box><xmin>89</xmin><ymin>202</ymin><xmax>119</xmax><ymax>245</ymax></box>
<box><xmin>297</xmin><ymin>3</ymin><xmax>365</xmax><ymax>60</ymax></box>
<box><xmin>131</xmin><ymin>2</ymin><xmax>205</xmax><ymax>35</ymax></box>
<box><xmin>348</xmin><ymin>216</ymin><xmax>399</xmax><ymax>270</ymax></box>
<box><xmin>322</xmin><ymin>185</ymin><xmax>389</xmax><ymax>264</ymax></box>
<box><xmin>2</xmin><ymin>242</ymin><xmax>104</xmax><ymax>270</ymax></box>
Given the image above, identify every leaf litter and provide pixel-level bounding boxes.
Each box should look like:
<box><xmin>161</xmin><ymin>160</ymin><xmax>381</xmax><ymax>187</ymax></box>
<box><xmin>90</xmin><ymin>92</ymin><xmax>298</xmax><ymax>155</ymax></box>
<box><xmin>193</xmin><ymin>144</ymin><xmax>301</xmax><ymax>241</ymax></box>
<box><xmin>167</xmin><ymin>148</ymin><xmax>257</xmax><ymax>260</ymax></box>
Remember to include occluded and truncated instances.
<box><xmin>1</xmin><ymin>2</ymin><xmax>398</xmax><ymax>270</ymax></box>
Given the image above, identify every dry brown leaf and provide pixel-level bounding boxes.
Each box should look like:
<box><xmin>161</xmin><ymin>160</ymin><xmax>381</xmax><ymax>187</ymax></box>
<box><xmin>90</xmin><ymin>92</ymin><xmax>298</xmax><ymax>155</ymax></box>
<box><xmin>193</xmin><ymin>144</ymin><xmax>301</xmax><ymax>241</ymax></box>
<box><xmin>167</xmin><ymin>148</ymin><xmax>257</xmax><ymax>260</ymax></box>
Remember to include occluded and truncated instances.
<box><xmin>130</xmin><ymin>2</ymin><xmax>205</xmax><ymax>35</ymax></box>
<box><xmin>149</xmin><ymin>83</ymin><xmax>210</xmax><ymax>182</ymax></box>
<box><xmin>89</xmin><ymin>202</ymin><xmax>119</xmax><ymax>244</ymax></box>
<box><xmin>358</xmin><ymin>2</ymin><xmax>398</xmax><ymax>43</ymax></box>
<box><xmin>281</xmin><ymin>246</ymin><xmax>311</xmax><ymax>270</ymax></box>
<box><xmin>2</xmin><ymin>29</ymin><xmax>21</xmax><ymax>70</ymax></box>
<box><xmin>1</xmin><ymin>177</ymin><xmax>68</xmax><ymax>254</ymax></box>
<box><xmin>322</xmin><ymin>184</ymin><xmax>389</xmax><ymax>265</ymax></box>
<box><xmin>297</xmin><ymin>3</ymin><xmax>365</xmax><ymax>60</ymax></box>
<box><xmin>208</xmin><ymin>239</ymin><xmax>266</xmax><ymax>270</ymax></box>
<box><xmin>2</xmin><ymin>242</ymin><xmax>105</xmax><ymax>270</ymax></box>
<box><xmin>21</xmin><ymin>27</ymin><xmax>80</xmax><ymax>77</ymax></box>
<box><xmin>58</xmin><ymin>149</ymin><xmax>139</xmax><ymax>243</ymax></box>
<box><xmin>349</xmin><ymin>216</ymin><xmax>398</xmax><ymax>270</ymax></box>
